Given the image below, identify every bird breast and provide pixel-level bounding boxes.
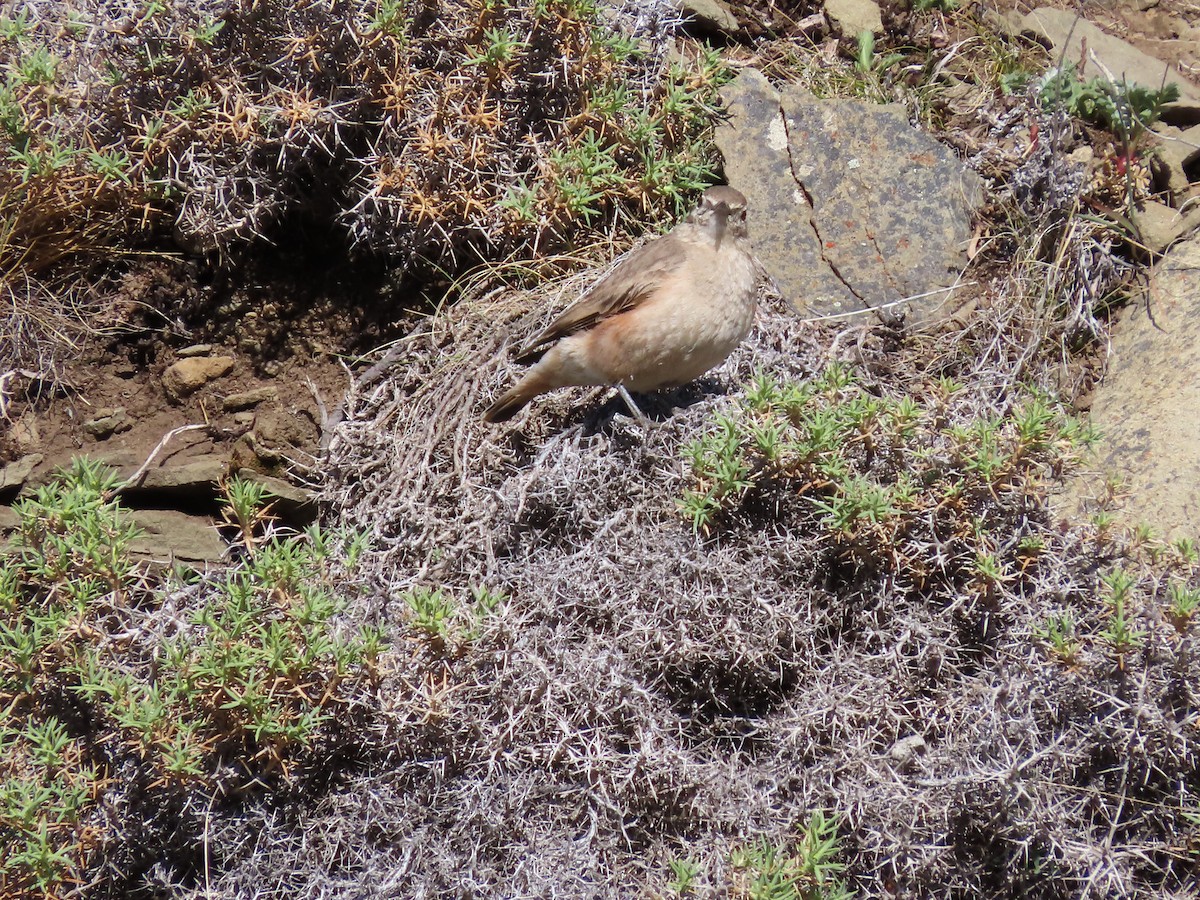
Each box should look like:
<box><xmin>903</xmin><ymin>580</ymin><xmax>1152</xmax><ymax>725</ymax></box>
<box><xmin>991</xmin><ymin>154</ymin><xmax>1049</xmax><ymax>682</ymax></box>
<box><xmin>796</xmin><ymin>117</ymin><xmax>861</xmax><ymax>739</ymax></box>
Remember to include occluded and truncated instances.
<box><xmin>604</xmin><ymin>239</ymin><xmax>758</xmax><ymax>392</ymax></box>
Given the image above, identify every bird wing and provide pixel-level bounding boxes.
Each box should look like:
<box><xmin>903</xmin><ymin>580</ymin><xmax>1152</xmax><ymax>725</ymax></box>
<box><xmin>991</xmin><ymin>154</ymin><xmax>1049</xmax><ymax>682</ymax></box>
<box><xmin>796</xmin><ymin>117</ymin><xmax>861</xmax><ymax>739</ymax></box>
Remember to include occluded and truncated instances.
<box><xmin>514</xmin><ymin>233</ymin><xmax>688</xmax><ymax>364</ymax></box>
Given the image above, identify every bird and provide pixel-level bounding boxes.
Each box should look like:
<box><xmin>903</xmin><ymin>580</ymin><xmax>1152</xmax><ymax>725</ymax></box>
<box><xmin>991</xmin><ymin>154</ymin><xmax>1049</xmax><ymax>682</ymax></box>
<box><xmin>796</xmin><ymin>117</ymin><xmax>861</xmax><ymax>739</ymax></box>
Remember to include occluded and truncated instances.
<box><xmin>484</xmin><ymin>185</ymin><xmax>759</xmax><ymax>423</ymax></box>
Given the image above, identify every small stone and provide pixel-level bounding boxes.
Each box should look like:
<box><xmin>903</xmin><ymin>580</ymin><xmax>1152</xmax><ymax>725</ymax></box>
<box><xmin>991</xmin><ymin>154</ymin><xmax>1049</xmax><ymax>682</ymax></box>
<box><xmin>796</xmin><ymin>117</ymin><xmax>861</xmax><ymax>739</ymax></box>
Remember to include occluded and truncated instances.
<box><xmin>162</xmin><ymin>356</ymin><xmax>235</xmax><ymax>401</ymax></box>
<box><xmin>235</xmin><ymin>468</ymin><xmax>317</xmax><ymax>520</ymax></box>
<box><xmin>177</xmin><ymin>343</ymin><xmax>214</xmax><ymax>358</ymax></box>
<box><xmin>1069</xmin><ymin>145</ymin><xmax>1095</xmax><ymax>165</ymax></box>
<box><xmin>889</xmin><ymin>735</ymin><xmax>927</xmax><ymax>764</ymax></box>
<box><xmin>232</xmin><ymin>412</ymin><xmax>255</xmax><ymax>429</ymax></box>
<box><xmin>9</xmin><ymin>414</ymin><xmax>39</xmax><ymax>454</ymax></box>
<box><xmin>222</xmin><ymin>386</ymin><xmax>278</xmax><ymax>411</ymax></box>
<box><xmin>674</xmin><ymin>0</ymin><xmax>739</xmax><ymax>35</ymax></box>
<box><xmin>133</xmin><ymin>456</ymin><xmax>228</xmax><ymax>492</ymax></box>
<box><xmin>825</xmin><ymin>0</ymin><xmax>883</xmax><ymax>37</ymax></box>
<box><xmin>1134</xmin><ymin>200</ymin><xmax>1200</xmax><ymax>254</ymax></box>
<box><xmin>0</xmin><ymin>453</ymin><xmax>43</xmax><ymax>498</ymax></box>
<box><xmin>128</xmin><ymin>509</ymin><xmax>227</xmax><ymax>564</ymax></box>
<box><xmin>83</xmin><ymin>407</ymin><xmax>132</xmax><ymax>439</ymax></box>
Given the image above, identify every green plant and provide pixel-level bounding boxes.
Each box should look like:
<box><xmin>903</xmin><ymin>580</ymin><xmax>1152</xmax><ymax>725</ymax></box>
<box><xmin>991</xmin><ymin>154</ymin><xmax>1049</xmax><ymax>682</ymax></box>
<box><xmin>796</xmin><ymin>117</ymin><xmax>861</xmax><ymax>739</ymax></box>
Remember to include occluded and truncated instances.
<box><xmin>1038</xmin><ymin>63</ymin><xmax>1180</xmax><ymax>141</ymax></box>
<box><xmin>0</xmin><ymin>460</ymin><xmax>381</xmax><ymax>893</ymax></box>
<box><xmin>1034</xmin><ymin>611</ymin><xmax>1081</xmax><ymax>665</ymax></box>
<box><xmin>667</xmin><ymin>857</ymin><xmax>701</xmax><ymax>895</ymax></box>
<box><xmin>679</xmin><ymin>368</ymin><xmax>1094</xmax><ymax>596</ymax></box>
<box><xmin>854</xmin><ymin>31</ymin><xmax>903</xmax><ymax>77</ymax></box>
<box><xmin>1166</xmin><ymin>581</ymin><xmax>1200</xmax><ymax>634</ymax></box>
<box><xmin>729</xmin><ymin>811</ymin><xmax>854</xmax><ymax>900</ymax></box>
<box><xmin>401</xmin><ymin>584</ymin><xmax>503</xmax><ymax>647</ymax></box>
<box><xmin>1099</xmin><ymin>568</ymin><xmax>1145</xmax><ymax>658</ymax></box>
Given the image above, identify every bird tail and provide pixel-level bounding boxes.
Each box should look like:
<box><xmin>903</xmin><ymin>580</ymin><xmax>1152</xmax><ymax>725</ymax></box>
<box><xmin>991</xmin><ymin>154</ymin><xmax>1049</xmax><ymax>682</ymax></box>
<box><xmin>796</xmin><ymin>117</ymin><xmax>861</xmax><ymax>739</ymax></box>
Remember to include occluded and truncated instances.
<box><xmin>483</xmin><ymin>372</ymin><xmax>551</xmax><ymax>423</ymax></box>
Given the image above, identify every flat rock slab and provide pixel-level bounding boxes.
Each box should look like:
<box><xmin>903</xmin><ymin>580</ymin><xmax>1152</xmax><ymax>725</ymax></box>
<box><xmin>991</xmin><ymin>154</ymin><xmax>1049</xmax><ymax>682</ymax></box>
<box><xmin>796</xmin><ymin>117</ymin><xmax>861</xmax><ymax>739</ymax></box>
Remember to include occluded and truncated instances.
<box><xmin>717</xmin><ymin>69</ymin><xmax>982</xmax><ymax>319</ymax></box>
<box><xmin>1080</xmin><ymin>235</ymin><xmax>1200</xmax><ymax>538</ymax></box>
<box><xmin>1022</xmin><ymin>8</ymin><xmax>1200</xmax><ymax>114</ymax></box>
<box><xmin>129</xmin><ymin>509</ymin><xmax>227</xmax><ymax>564</ymax></box>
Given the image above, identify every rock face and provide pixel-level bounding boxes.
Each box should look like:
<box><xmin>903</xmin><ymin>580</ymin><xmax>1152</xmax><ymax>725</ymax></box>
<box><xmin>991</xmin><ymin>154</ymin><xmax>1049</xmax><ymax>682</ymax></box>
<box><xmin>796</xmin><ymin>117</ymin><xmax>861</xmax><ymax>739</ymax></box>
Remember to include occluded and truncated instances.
<box><xmin>716</xmin><ymin>69</ymin><xmax>983</xmax><ymax>319</ymax></box>
<box><xmin>1083</xmin><ymin>235</ymin><xmax>1200</xmax><ymax>538</ymax></box>
<box><xmin>162</xmin><ymin>355</ymin><xmax>235</xmax><ymax>401</ymax></box>
<box><xmin>825</xmin><ymin>0</ymin><xmax>883</xmax><ymax>37</ymax></box>
<box><xmin>1021</xmin><ymin>8</ymin><xmax>1200</xmax><ymax>113</ymax></box>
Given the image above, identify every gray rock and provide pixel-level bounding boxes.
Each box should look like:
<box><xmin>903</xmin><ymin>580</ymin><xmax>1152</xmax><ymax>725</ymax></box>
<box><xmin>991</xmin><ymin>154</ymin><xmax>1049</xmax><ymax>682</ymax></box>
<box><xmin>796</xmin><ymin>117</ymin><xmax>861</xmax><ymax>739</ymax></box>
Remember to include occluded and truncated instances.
<box><xmin>1021</xmin><ymin>8</ymin><xmax>1200</xmax><ymax>114</ymax></box>
<box><xmin>716</xmin><ymin>69</ymin><xmax>983</xmax><ymax>320</ymax></box>
<box><xmin>1134</xmin><ymin>200</ymin><xmax>1200</xmax><ymax>254</ymax></box>
<box><xmin>674</xmin><ymin>0</ymin><xmax>739</xmax><ymax>36</ymax></box>
<box><xmin>83</xmin><ymin>407</ymin><xmax>132</xmax><ymax>439</ymax></box>
<box><xmin>9</xmin><ymin>414</ymin><xmax>40</xmax><ymax>454</ymax></box>
<box><xmin>1081</xmin><ymin>235</ymin><xmax>1200</xmax><ymax>539</ymax></box>
<box><xmin>717</xmin><ymin>70</ymin><xmax>860</xmax><ymax>316</ymax></box>
<box><xmin>222</xmin><ymin>385</ymin><xmax>278</xmax><ymax>411</ymax></box>
<box><xmin>825</xmin><ymin>0</ymin><xmax>883</xmax><ymax>37</ymax></box>
<box><xmin>162</xmin><ymin>356</ymin><xmax>235</xmax><ymax>401</ymax></box>
<box><xmin>133</xmin><ymin>456</ymin><xmax>228</xmax><ymax>491</ymax></box>
<box><xmin>889</xmin><ymin>734</ymin><xmax>928</xmax><ymax>764</ymax></box>
<box><xmin>0</xmin><ymin>454</ymin><xmax>42</xmax><ymax>498</ymax></box>
<box><xmin>129</xmin><ymin>509</ymin><xmax>227</xmax><ymax>564</ymax></box>
<box><xmin>177</xmin><ymin>343</ymin><xmax>215</xmax><ymax>358</ymax></box>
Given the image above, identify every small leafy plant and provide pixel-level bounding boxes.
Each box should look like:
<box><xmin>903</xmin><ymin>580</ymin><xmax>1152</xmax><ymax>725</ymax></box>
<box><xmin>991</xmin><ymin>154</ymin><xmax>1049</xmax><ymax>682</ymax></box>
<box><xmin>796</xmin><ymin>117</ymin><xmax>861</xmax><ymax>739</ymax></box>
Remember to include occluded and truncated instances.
<box><xmin>0</xmin><ymin>460</ymin><xmax>381</xmax><ymax>894</ymax></box>
<box><xmin>729</xmin><ymin>811</ymin><xmax>854</xmax><ymax>900</ymax></box>
<box><xmin>680</xmin><ymin>368</ymin><xmax>1097</xmax><ymax>598</ymax></box>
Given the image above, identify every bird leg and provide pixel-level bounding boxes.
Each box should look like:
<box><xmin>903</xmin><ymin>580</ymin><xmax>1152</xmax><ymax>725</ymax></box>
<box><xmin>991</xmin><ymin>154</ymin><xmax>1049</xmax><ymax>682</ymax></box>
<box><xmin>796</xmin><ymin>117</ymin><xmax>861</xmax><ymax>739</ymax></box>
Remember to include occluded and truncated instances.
<box><xmin>615</xmin><ymin>385</ymin><xmax>647</xmax><ymax>421</ymax></box>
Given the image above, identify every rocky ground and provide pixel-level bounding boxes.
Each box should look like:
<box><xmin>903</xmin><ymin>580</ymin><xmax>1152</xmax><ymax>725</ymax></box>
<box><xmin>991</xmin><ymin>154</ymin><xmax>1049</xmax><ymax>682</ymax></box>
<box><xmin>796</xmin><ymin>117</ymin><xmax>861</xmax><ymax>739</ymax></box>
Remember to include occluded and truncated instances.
<box><xmin>4</xmin><ymin>2</ymin><xmax>1200</xmax><ymax>895</ymax></box>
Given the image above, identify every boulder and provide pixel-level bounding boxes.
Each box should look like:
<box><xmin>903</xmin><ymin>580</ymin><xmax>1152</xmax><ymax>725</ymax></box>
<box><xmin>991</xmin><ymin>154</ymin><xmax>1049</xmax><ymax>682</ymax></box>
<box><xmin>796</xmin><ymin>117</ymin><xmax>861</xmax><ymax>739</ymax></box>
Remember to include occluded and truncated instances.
<box><xmin>716</xmin><ymin>69</ymin><xmax>983</xmax><ymax>320</ymax></box>
<box><xmin>1079</xmin><ymin>235</ymin><xmax>1200</xmax><ymax>538</ymax></box>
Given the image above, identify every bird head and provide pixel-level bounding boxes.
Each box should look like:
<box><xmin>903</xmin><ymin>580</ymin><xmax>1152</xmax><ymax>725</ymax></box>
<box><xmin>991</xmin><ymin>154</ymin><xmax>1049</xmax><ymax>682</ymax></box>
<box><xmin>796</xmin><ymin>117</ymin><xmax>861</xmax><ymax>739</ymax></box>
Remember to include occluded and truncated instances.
<box><xmin>685</xmin><ymin>185</ymin><xmax>749</xmax><ymax>245</ymax></box>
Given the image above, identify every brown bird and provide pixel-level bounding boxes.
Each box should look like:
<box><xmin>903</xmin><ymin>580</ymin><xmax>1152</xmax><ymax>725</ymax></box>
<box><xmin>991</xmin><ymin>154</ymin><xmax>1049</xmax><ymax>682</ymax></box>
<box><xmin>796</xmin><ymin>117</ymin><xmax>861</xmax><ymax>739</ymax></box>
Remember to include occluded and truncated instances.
<box><xmin>484</xmin><ymin>185</ymin><xmax>759</xmax><ymax>423</ymax></box>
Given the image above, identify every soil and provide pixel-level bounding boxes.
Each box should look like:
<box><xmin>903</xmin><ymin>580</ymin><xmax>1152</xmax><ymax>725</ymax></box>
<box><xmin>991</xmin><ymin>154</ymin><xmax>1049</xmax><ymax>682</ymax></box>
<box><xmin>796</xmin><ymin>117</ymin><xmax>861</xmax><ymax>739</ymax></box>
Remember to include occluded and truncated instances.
<box><xmin>2</xmin><ymin>239</ymin><xmax>422</xmax><ymax>546</ymax></box>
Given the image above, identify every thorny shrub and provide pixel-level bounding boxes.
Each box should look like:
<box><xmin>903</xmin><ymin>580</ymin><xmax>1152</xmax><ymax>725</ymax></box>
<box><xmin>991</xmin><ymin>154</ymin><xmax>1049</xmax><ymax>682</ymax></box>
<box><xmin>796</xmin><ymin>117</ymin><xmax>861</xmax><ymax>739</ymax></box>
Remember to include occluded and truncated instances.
<box><xmin>0</xmin><ymin>459</ymin><xmax>381</xmax><ymax>896</ymax></box>
<box><xmin>0</xmin><ymin>0</ymin><xmax>725</xmax><ymax>271</ymax></box>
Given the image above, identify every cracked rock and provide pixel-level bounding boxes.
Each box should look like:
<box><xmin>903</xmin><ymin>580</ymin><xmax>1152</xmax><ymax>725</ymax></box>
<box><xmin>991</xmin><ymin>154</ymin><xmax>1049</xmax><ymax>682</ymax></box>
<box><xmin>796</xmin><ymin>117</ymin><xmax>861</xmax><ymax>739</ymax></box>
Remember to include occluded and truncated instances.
<box><xmin>717</xmin><ymin>69</ymin><xmax>983</xmax><ymax>321</ymax></box>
